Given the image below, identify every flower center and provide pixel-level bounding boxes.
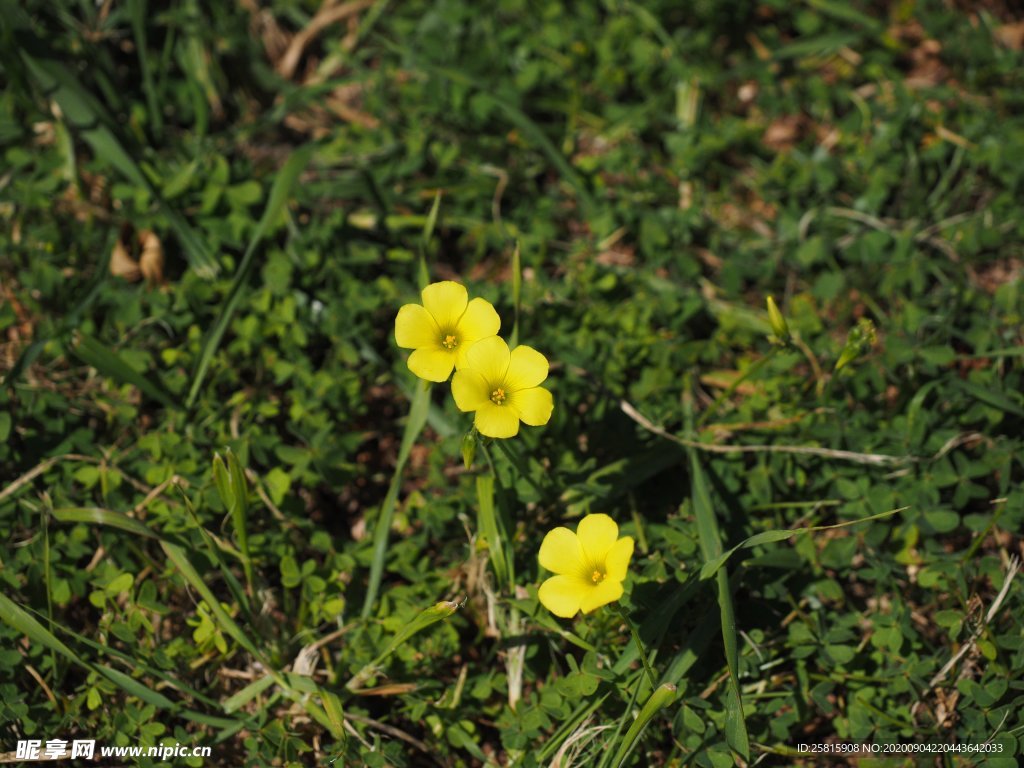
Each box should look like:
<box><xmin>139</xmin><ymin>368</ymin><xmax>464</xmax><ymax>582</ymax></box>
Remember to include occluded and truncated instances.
<box><xmin>591</xmin><ymin>570</ymin><xmax>605</xmax><ymax>583</ymax></box>
<box><xmin>441</xmin><ymin>334</ymin><xmax>458</xmax><ymax>350</ymax></box>
<box><xmin>490</xmin><ymin>387</ymin><xmax>506</xmax><ymax>405</ymax></box>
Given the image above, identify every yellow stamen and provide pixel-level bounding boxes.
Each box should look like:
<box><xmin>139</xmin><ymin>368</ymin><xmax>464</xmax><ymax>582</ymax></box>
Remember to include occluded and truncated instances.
<box><xmin>591</xmin><ymin>570</ymin><xmax>604</xmax><ymax>583</ymax></box>
<box><xmin>490</xmin><ymin>387</ymin><xmax>506</xmax><ymax>405</ymax></box>
<box><xmin>442</xmin><ymin>334</ymin><xmax>458</xmax><ymax>350</ymax></box>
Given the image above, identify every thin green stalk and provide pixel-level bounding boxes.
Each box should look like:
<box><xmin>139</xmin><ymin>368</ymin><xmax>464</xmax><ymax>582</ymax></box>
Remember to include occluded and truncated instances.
<box><xmin>617</xmin><ymin>606</ymin><xmax>658</xmax><ymax>691</ymax></box>
<box><xmin>595</xmin><ymin>672</ymin><xmax>644</xmax><ymax>768</ymax></box>
<box><xmin>477</xmin><ymin>439</ymin><xmax>524</xmax><ymax>708</ymax></box>
<box><xmin>42</xmin><ymin>502</ymin><xmax>58</xmax><ymax>689</ymax></box>
<box><xmin>510</xmin><ymin>241</ymin><xmax>521</xmax><ymax>348</ymax></box>
<box><xmin>361</xmin><ymin>379</ymin><xmax>432</xmax><ymax>618</ymax></box>
<box><xmin>684</xmin><ymin>374</ymin><xmax>750</xmax><ymax>760</ymax></box>
<box><xmin>476</xmin><ymin>438</ymin><xmax>514</xmax><ymax>588</ymax></box>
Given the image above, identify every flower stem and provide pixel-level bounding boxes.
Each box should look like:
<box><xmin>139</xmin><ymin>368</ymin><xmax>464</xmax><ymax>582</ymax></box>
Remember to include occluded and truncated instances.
<box><xmin>616</xmin><ymin>606</ymin><xmax>658</xmax><ymax>691</ymax></box>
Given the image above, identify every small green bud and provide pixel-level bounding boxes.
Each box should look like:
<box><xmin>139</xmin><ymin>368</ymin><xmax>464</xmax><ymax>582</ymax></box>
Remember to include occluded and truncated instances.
<box><xmin>461</xmin><ymin>430</ymin><xmax>477</xmax><ymax>469</ymax></box>
<box><xmin>766</xmin><ymin>295</ymin><xmax>790</xmax><ymax>344</ymax></box>
<box><xmin>835</xmin><ymin>317</ymin><xmax>877</xmax><ymax>371</ymax></box>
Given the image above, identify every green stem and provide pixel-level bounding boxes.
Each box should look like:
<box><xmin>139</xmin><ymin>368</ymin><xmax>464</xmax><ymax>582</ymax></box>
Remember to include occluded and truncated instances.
<box><xmin>616</xmin><ymin>606</ymin><xmax>658</xmax><ymax>691</ymax></box>
<box><xmin>476</xmin><ymin>439</ymin><xmax>514</xmax><ymax>589</ymax></box>
<box><xmin>361</xmin><ymin>379</ymin><xmax>431</xmax><ymax>618</ymax></box>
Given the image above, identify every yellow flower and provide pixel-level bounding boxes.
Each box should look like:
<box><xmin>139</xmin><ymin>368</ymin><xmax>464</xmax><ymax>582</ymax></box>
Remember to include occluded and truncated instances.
<box><xmin>537</xmin><ymin>514</ymin><xmax>634</xmax><ymax>618</ymax></box>
<box><xmin>394</xmin><ymin>281</ymin><xmax>501</xmax><ymax>382</ymax></box>
<box><xmin>451</xmin><ymin>336</ymin><xmax>553</xmax><ymax>439</ymax></box>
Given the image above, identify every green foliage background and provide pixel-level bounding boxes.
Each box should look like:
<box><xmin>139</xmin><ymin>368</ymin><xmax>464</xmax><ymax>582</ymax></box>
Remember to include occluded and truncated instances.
<box><xmin>1</xmin><ymin>0</ymin><xmax>1023</xmax><ymax>765</ymax></box>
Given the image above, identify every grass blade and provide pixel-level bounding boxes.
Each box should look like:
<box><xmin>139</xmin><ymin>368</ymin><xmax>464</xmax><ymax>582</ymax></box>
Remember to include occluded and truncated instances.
<box><xmin>699</xmin><ymin>506</ymin><xmax>907</xmax><ymax>580</ymax></box>
<box><xmin>2</xmin><ymin>234</ymin><xmax>112</xmax><ymax>388</ymax></box>
<box><xmin>361</xmin><ymin>378</ymin><xmax>432</xmax><ymax>617</ymax></box>
<box><xmin>176</xmin><ymin>482</ymin><xmax>253</xmax><ymax>620</ymax></box>
<box><xmin>418</xmin><ymin>190</ymin><xmax>442</xmax><ymax>290</ymax></box>
<box><xmin>162</xmin><ymin>542</ymin><xmax>336</xmax><ymax>731</ymax></box>
<box><xmin>510</xmin><ymin>241</ymin><xmax>521</xmax><ymax>348</ymax></box>
<box><xmin>97</xmin><ymin>665</ymin><xmax>177</xmax><ymax>710</ymax></box>
<box><xmin>0</xmin><ymin>592</ymin><xmax>244</xmax><ymax>727</ymax></box>
<box><xmin>347</xmin><ymin>600</ymin><xmax>459</xmax><ymax>690</ymax></box>
<box><xmin>126</xmin><ymin>0</ymin><xmax>163</xmax><ymax>139</ymax></box>
<box><xmin>610</xmin><ymin>683</ymin><xmax>677</xmax><ymax>768</ymax></box>
<box><xmin>690</xmin><ymin>450</ymin><xmax>750</xmax><ymax>760</ymax></box>
<box><xmin>186</xmin><ymin>144</ymin><xmax>314</xmax><ymax>407</ymax></box>
<box><xmin>0</xmin><ymin>592</ymin><xmax>80</xmax><ymax>662</ymax></box>
<box><xmin>1</xmin><ymin>1</ymin><xmax>218</xmax><ymax>277</ymax></box>
<box><xmin>70</xmin><ymin>333</ymin><xmax>176</xmax><ymax>408</ymax></box>
<box><xmin>213</xmin><ymin>451</ymin><xmax>253</xmax><ymax>593</ymax></box>
<box><xmin>224</xmin><ymin>674</ymin><xmax>275</xmax><ymax>714</ymax></box>
<box><xmin>161</xmin><ymin>541</ymin><xmax>265</xmax><ymax>663</ymax></box>
<box><xmin>380</xmin><ymin>42</ymin><xmax>595</xmax><ymax>218</ymax></box>
<box><xmin>51</xmin><ymin>506</ymin><xmax>158</xmax><ymax>539</ymax></box>
<box><xmin>476</xmin><ymin>473</ymin><xmax>508</xmax><ymax>589</ymax></box>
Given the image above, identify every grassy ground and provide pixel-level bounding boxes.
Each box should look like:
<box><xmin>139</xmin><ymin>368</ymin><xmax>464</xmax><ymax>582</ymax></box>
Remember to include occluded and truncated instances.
<box><xmin>2</xmin><ymin>0</ymin><xmax>1024</xmax><ymax>766</ymax></box>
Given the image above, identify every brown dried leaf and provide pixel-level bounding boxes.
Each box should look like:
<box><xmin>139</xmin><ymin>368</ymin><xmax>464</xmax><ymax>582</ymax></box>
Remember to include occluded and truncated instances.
<box><xmin>110</xmin><ymin>237</ymin><xmax>141</xmax><ymax>281</ymax></box>
<box><xmin>138</xmin><ymin>229</ymin><xmax>165</xmax><ymax>286</ymax></box>
<box><xmin>995</xmin><ymin>22</ymin><xmax>1024</xmax><ymax>50</ymax></box>
<box><xmin>763</xmin><ymin>115</ymin><xmax>805</xmax><ymax>151</ymax></box>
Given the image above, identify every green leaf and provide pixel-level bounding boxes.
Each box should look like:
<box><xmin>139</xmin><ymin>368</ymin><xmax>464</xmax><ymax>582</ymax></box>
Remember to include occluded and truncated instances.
<box><xmin>3</xmin><ymin>3</ymin><xmax>217</xmax><ymax>276</ymax></box>
<box><xmin>71</xmin><ymin>334</ymin><xmax>176</xmax><ymax>409</ymax></box>
<box><xmin>51</xmin><ymin>507</ymin><xmax>158</xmax><ymax>539</ymax></box>
<box><xmin>476</xmin><ymin>473</ymin><xmax>508</xmax><ymax>589</ymax></box>
<box><xmin>0</xmin><ymin>592</ymin><xmax>81</xmax><ymax>662</ymax></box>
<box><xmin>187</xmin><ymin>144</ymin><xmax>315</xmax><ymax>407</ymax></box>
<box><xmin>98</xmin><ymin>665</ymin><xmax>176</xmax><ymax>710</ymax></box>
<box><xmin>956</xmin><ymin>380</ymin><xmax>1024</xmax><ymax>417</ymax></box>
<box><xmin>223</xmin><ymin>674</ymin><xmax>275</xmax><ymax>714</ymax></box>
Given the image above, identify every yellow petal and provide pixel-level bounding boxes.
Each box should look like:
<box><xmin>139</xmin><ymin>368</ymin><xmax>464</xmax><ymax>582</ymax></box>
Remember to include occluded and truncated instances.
<box><xmin>474</xmin><ymin>402</ymin><xmax>520</xmax><ymax>438</ymax></box>
<box><xmin>407</xmin><ymin>347</ymin><xmax>455</xmax><ymax>382</ymax></box>
<box><xmin>454</xmin><ymin>298</ymin><xmax>501</xmax><ymax>369</ymax></box>
<box><xmin>538</xmin><ymin>575</ymin><xmax>587</xmax><ymax>618</ymax></box>
<box><xmin>457</xmin><ymin>298</ymin><xmax>500</xmax><ymax>343</ymax></box>
<box><xmin>604</xmin><ymin>536</ymin><xmax>634</xmax><ymax>582</ymax></box>
<box><xmin>395</xmin><ymin>304</ymin><xmax>440</xmax><ymax>349</ymax></box>
<box><xmin>451</xmin><ymin>369</ymin><xmax>490</xmax><ymax>412</ymax></box>
<box><xmin>576</xmin><ymin>514</ymin><xmax>619</xmax><ymax>564</ymax></box>
<box><xmin>505</xmin><ymin>345</ymin><xmax>549</xmax><ymax>391</ymax></box>
<box><xmin>421</xmin><ymin>281</ymin><xmax>468</xmax><ymax>330</ymax></box>
<box><xmin>538</xmin><ymin>527</ymin><xmax>585</xmax><ymax>576</ymax></box>
<box><xmin>579</xmin><ymin>578</ymin><xmax>624</xmax><ymax>614</ymax></box>
<box><xmin>465</xmin><ymin>336</ymin><xmax>511</xmax><ymax>387</ymax></box>
<box><xmin>510</xmin><ymin>386</ymin><xmax>553</xmax><ymax>426</ymax></box>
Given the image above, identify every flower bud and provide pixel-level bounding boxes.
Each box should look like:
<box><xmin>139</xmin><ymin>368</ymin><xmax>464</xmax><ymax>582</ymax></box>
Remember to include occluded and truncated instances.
<box><xmin>461</xmin><ymin>430</ymin><xmax>477</xmax><ymax>469</ymax></box>
<box><xmin>766</xmin><ymin>295</ymin><xmax>790</xmax><ymax>344</ymax></box>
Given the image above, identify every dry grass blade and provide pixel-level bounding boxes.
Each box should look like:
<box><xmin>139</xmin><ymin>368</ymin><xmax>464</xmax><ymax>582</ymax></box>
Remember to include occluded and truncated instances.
<box><xmin>0</xmin><ymin>454</ymin><xmax>98</xmax><ymax>505</ymax></box>
<box><xmin>277</xmin><ymin>0</ymin><xmax>375</xmax><ymax>79</ymax></box>
<box><xmin>910</xmin><ymin>556</ymin><xmax>1021</xmax><ymax>721</ymax></box>
<box><xmin>344</xmin><ymin>712</ymin><xmax>437</xmax><ymax>759</ymax></box>
<box><xmin>621</xmin><ymin>399</ymin><xmax>916</xmax><ymax>466</ymax></box>
<box><xmin>548</xmin><ymin>719</ymin><xmax>610</xmax><ymax>768</ymax></box>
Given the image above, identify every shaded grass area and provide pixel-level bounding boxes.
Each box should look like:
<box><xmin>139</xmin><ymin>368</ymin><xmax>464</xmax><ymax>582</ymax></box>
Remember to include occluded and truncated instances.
<box><xmin>1</xmin><ymin>0</ymin><xmax>1024</xmax><ymax>765</ymax></box>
